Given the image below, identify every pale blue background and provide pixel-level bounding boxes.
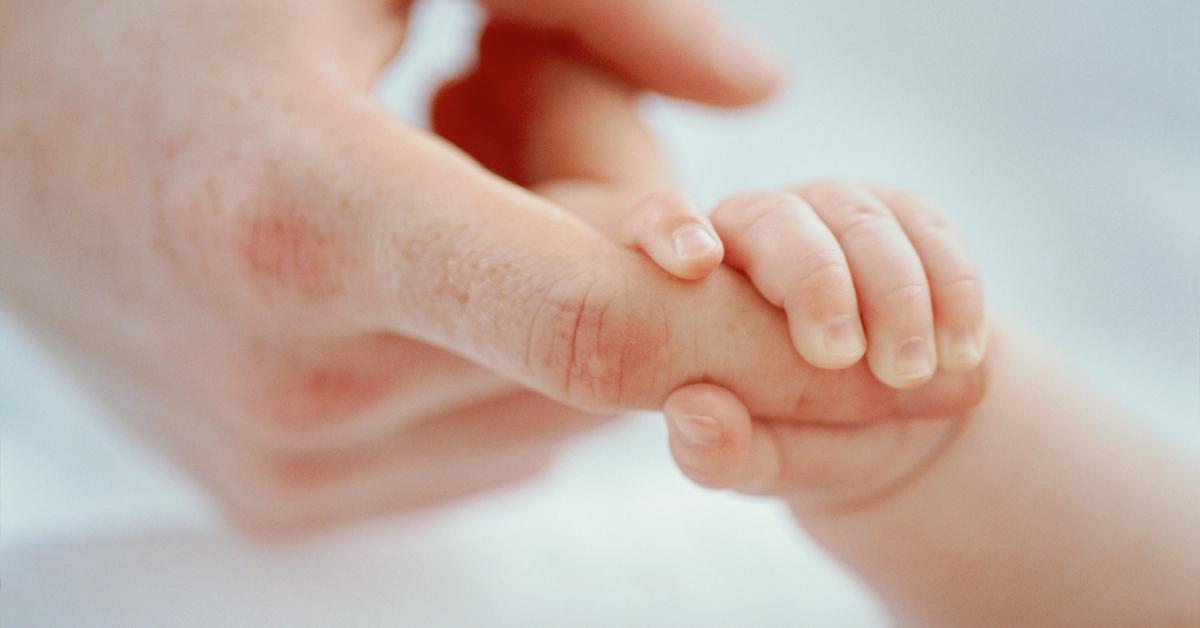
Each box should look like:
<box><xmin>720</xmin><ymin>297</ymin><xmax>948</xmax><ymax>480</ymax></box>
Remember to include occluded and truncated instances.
<box><xmin>3</xmin><ymin>1</ymin><xmax>1197</xmax><ymax>625</ymax></box>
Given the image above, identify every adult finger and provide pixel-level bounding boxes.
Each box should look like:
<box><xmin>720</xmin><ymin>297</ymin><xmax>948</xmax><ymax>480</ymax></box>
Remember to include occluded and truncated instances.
<box><xmin>432</xmin><ymin>20</ymin><xmax>673</xmax><ymax>237</ymax></box>
<box><xmin>479</xmin><ymin>0</ymin><xmax>784</xmax><ymax>106</ymax></box>
<box><xmin>204</xmin><ymin>91</ymin><xmax>982</xmax><ymax>421</ymax></box>
<box><xmin>436</xmin><ymin>22</ymin><xmax>724</xmax><ymax>281</ymax></box>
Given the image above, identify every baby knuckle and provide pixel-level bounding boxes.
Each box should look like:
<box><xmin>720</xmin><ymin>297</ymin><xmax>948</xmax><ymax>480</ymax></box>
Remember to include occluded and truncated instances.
<box><xmin>910</xmin><ymin>211</ymin><xmax>957</xmax><ymax>247</ymax></box>
<box><xmin>639</xmin><ymin>191</ymin><xmax>692</xmax><ymax>222</ymax></box>
<box><xmin>887</xmin><ymin>188</ymin><xmax>937</xmax><ymax>212</ymax></box>
<box><xmin>801</xmin><ymin>183</ymin><xmax>890</xmax><ymax>234</ymax></box>
<box><xmin>834</xmin><ymin>199</ymin><xmax>895</xmax><ymax>241</ymax></box>
<box><xmin>937</xmin><ymin>275</ymin><xmax>986</xmax><ymax>319</ymax></box>
<box><xmin>793</xmin><ymin>178</ymin><xmax>846</xmax><ymax>197</ymax></box>
<box><xmin>878</xmin><ymin>282</ymin><xmax>932</xmax><ymax>312</ymax></box>
<box><xmin>793</xmin><ymin>248</ymin><xmax>852</xmax><ymax>294</ymax></box>
<box><xmin>938</xmin><ymin>274</ymin><xmax>983</xmax><ymax>298</ymax></box>
<box><xmin>714</xmin><ymin>190</ymin><xmax>797</xmax><ymax>232</ymax></box>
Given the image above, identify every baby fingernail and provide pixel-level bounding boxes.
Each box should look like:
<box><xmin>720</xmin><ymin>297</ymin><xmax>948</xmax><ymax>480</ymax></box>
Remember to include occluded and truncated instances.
<box><xmin>670</xmin><ymin>413</ymin><xmax>723</xmax><ymax>447</ymax></box>
<box><xmin>894</xmin><ymin>337</ymin><xmax>934</xmax><ymax>379</ymax></box>
<box><xmin>672</xmin><ymin>224</ymin><xmax>718</xmax><ymax>259</ymax></box>
<box><xmin>947</xmin><ymin>330</ymin><xmax>981</xmax><ymax>365</ymax></box>
<box><xmin>823</xmin><ymin>315</ymin><xmax>866</xmax><ymax>357</ymax></box>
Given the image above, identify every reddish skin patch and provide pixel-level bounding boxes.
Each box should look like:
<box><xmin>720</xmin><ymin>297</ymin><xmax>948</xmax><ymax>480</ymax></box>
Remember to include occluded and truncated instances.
<box><xmin>256</xmin><ymin>365</ymin><xmax>396</xmax><ymax>433</ymax></box>
<box><xmin>294</xmin><ymin>367</ymin><xmax>388</xmax><ymax>424</ymax></box>
<box><xmin>242</xmin><ymin>212</ymin><xmax>348</xmax><ymax>299</ymax></box>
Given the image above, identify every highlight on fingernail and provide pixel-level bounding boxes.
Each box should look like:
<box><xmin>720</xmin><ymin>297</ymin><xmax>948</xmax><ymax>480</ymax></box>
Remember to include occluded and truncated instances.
<box><xmin>946</xmin><ymin>329</ymin><xmax>981</xmax><ymax>366</ymax></box>
<box><xmin>894</xmin><ymin>336</ymin><xmax>934</xmax><ymax>379</ymax></box>
<box><xmin>823</xmin><ymin>314</ymin><xmax>866</xmax><ymax>357</ymax></box>
<box><xmin>670</xmin><ymin>413</ymin><xmax>724</xmax><ymax>447</ymax></box>
<box><xmin>671</xmin><ymin>224</ymin><xmax>718</xmax><ymax>260</ymax></box>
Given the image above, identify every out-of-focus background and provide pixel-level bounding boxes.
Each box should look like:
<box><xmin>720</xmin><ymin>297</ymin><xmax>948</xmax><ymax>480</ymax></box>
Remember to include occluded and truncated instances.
<box><xmin>3</xmin><ymin>1</ymin><xmax>1197</xmax><ymax>626</ymax></box>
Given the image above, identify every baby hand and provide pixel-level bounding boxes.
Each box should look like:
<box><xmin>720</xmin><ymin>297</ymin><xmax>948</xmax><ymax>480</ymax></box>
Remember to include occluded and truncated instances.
<box><xmin>622</xmin><ymin>182</ymin><xmax>987</xmax><ymax>507</ymax></box>
<box><xmin>623</xmin><ymin>182</ymin><xmax>986</xmax><ymax>384</ymax></box>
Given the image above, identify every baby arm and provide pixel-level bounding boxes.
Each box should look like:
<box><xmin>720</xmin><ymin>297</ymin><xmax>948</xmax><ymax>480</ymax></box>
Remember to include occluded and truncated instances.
<box><xmin>627</xmin><ymin>186</ymin><xmax>1200</xmax><ymax>627</ymax></box>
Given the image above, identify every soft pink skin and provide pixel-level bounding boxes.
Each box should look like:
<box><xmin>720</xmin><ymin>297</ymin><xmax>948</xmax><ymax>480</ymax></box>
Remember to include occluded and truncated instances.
<box><xmin>661</xmin><ymin>329</ymin><xmax>1200</xmax><ymax>627</ymax></box>
<box><xmin>0</xmin><ymin>0</ymin><xmax>785</xmax><ymax>530</ymax></box>
<box><xmin>621</xmin><ymin>192</ymin><xmax>725</xmax><ymax>281</ymax></box>
<box><xmin>625</xmin><ymin>181</ymin><xmax>987</xmax><ymax>509</ymax></box>
<box><xmin>629</xmin><ymin>194</ymin><xmax>1200</xmax><ymax>625</ymax></box>
<box><xmin>1</xmin><ymin>2</ymin><xmax>989</xmax><ymax>531</ymax></box>
<box><xmin>627</xmin><ymin>184</ymin><xmax>988</xmax><ymax>382</ymax></box>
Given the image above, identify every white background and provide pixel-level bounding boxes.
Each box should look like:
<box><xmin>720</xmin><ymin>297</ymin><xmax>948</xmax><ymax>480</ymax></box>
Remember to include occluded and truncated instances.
<box><xmin>3</xmin><ymin>1</ymin><xmax>1198</xmax><ymax>626</ymax></box>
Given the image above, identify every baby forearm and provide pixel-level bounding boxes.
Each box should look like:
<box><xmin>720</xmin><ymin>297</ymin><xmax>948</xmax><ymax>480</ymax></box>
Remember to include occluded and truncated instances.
<box><xmin>795</xmin><ymin>322</ymin><xmax>1200</xmax><ymax>627</ymax></box>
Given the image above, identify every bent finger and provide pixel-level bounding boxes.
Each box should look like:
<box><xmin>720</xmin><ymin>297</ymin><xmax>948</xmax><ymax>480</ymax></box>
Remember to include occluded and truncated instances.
<box><xmin>870</xmin><ymin>187</ymin><xmax>987</xmax><ymax>373</ymax></box>
<box><xmin>710</xmin><ymin>191</ymin><xmax>866</xmax><ymax>370</ymax></box>
<box><xmin>794</xmin><ymin>181</ymin><xmax>937</xmax><ymax>388</ymax></box>
<box><xmin>621</xmin><ymin>192</ymin><xmax>724</xmax><ymax>280</ymax></box>
<box><xmin>433</xmin><ymin>20</ymin><xmax>673</xmax><ymax>237</ymax></box>
<box><xmin>663</xmin><ymin>383</ymin><xmax>962</xmax><ymax>509</ymax></box>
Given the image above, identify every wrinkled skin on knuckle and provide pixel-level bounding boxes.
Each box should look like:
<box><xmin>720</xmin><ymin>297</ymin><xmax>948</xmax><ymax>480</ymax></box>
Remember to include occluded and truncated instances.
<box><xmin>872</xmin><ymin>283</ymin><xmax>932</xmax><ymax>319</ymax></box>
<box><xmin>792</xmin><ymin>248</ymin><xmax>853</xmax><ymax>296</ymax></box>
<box><xmin>525</xmin><ymin>272</ymin><xmax>665</xmax><ymax>411</ymax></box>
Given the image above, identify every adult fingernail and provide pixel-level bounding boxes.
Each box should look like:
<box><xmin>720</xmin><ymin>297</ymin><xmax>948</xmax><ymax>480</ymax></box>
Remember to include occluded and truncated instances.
<box><xmin>672</xmin><ymin>224</ymin><xmax>718</xmax><ymax>259</ymax></box>
<box><xmin>670</xmin><ymin>413</ymin><xmax>723</xmax><ymax>447</ymax></box>
<box><xmin>894</xmin><ymin>337</ymin><xmax>934</xmax><ymax>380</ymax></box>
<box><xmin>823</xmin><ymin>315</ymin><xmax>866</xmax><ymax>357</ymax></box>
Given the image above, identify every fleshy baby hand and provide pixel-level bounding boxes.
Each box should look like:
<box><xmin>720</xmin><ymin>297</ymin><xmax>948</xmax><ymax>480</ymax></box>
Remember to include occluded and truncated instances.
<box><xmin>623</xmin><ymin>184</ymin><xmax>987</xmax><ymax>383</ymax></box>
<box><xmin>622</xmin><ymin>184</ymin><xmax>988</xmax><ymax>508</ymax></box>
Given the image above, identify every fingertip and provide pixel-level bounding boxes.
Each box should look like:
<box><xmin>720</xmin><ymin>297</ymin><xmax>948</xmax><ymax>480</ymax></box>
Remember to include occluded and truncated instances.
<box><xmin>791</xmin><ymin>314</ymin><xmax>867</xmax><ymax>371</ymax></box>
<box><xmin>668</xmin><ymin>222</ymin><xmax>724</xmax><ymax>279</ymax></box>
<box><xmin>663</xmin><ymin>383</ymin><xmax>752</xmax><ymax>487</ymax></box>
<box><xmin>664</xmin><ymin>383</ymin><xmax>749</xmax><ymax>422</ymax></box>
<box><xmin>703</xmin><ymin>21</ymin><xmax>786</xmax><ymax>106</ymax></box>
<box><xmin>868</xmin><ymin>335</ymin><xmax>938</xmax><ymax>390</ymax></box>
<box><xmin>625</xmin><ymin>192</ymin><xmax>724</xmax><ymax>280</ymax></box>
<box><xmin>936</xmin><ymin>327</ymin><xmax>985</xmax><ymax>373</ymax></box>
